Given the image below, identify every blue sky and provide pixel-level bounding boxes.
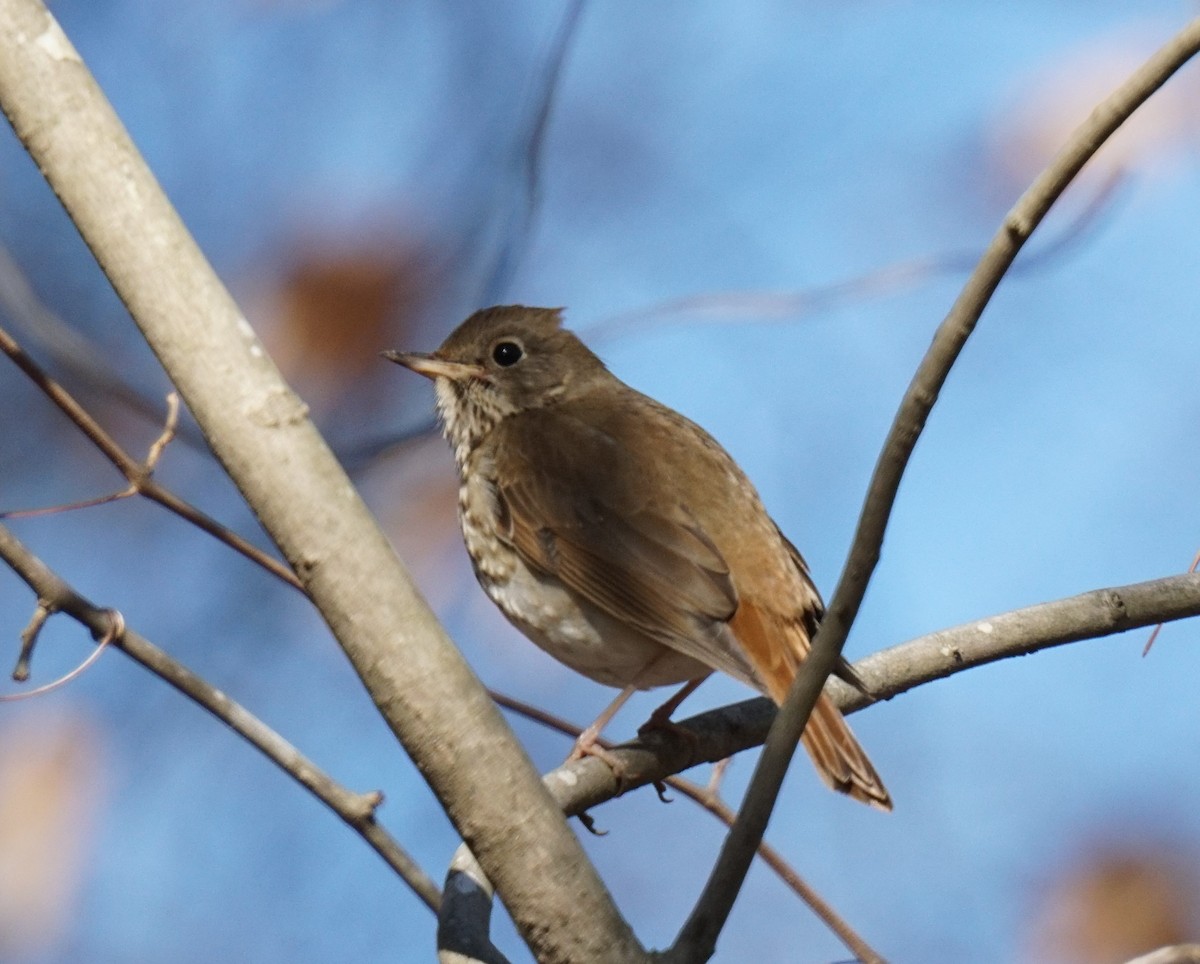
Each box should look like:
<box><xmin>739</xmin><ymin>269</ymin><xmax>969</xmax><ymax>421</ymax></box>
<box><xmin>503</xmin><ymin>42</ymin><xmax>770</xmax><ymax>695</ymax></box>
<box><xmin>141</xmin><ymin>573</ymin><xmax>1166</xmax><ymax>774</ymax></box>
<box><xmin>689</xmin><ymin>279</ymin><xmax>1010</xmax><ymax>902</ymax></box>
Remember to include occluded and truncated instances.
<box><xmin>1</xmin><ymin>3</ymin><xmax>1198</xmax><ymax>962</ymax></box>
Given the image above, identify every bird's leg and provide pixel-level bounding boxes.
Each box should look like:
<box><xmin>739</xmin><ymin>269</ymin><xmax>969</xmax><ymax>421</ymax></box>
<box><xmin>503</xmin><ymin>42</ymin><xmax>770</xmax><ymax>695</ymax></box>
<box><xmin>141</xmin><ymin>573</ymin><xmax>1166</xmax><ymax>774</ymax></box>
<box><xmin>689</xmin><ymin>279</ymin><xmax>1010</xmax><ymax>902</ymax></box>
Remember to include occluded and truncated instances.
<box><xmin>638</xmin><ymin>674</ymin><xmax>710</xmax><ymax>736</ymax></box>
<box><xmin>567</xmin><ymin>658</ymin><xmax>710</xmax><ymax>780</ymax></box>
<box><xmin>566</xmin><ymin>684</ymin><xmax>638</xmax><ymax>773</ymax></box>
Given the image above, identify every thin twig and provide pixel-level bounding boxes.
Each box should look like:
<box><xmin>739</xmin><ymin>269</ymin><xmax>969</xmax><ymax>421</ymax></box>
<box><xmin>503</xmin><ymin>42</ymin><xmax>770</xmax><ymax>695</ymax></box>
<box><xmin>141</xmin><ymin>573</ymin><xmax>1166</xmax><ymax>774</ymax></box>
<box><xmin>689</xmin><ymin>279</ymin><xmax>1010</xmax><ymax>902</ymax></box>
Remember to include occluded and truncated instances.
<box><xmin>668</xmin><ymin>19</ymin><xmax>1200</xmax><ymax>961</ymax></box>
<box><xmin>1</xmin><ymin>607</ymin><xmax>120</xmax><ymax>700</ymax></box>
<box><xmin>3</xmin><ymin>489</ymin><xmax>139</xmax><ymax>519</ymax></box>
<box><xmin>587</xmin><ymin>166</ymin><xmax>1131</xmax><ymax>345</ymax></box>
<box><xmin>479</xmin><ymin>0</ymin><xmax>585</xmax><ymax>304</ymax></box>
<box><xmin>346</xmin><ymin>3</ymin><xmax>586</xmax><ymax>479</ymax></box>
<box><xmin>1143</xmin><ymin>547</ymin><xmax>1200</xmax><ymax>655</ymax></box>
<box><xmin>0</xmin><ymin>321</ymin><xmax>303</xmax><ymax>591</ymax></box>
<box><xmin>0</xmin><ymin>521</ymin><xmax>441</xmax><ymax>913</ymax></box>
<box><xmin>665</xmin><ymin>777</ymin><xmax>883</xmax><ymax>964</ymax></box>
<box><xmin>12</xmin><ymin>598</ymin><xmax>51</xmax><ymax>681</ymax></box>
<box><xmin>0</xmin><ymin>243</ymin><xmax>213</xmax><ymax>454</ymax></box>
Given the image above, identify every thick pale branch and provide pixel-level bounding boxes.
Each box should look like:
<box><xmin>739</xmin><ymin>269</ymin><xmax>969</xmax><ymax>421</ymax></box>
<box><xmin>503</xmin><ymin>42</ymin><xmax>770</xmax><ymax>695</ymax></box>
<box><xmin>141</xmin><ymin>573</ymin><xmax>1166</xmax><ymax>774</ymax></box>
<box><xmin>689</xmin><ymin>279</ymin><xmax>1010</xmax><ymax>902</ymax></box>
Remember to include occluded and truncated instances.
<box><xmin>0</xmin><ymin>4</ymin><xmax>643</xmax><ymax>959</ymax></box>
<box><xmin>670</xmin><ymin>18</ymin><xmax>1200</xmax><ymax>961</ymax></box>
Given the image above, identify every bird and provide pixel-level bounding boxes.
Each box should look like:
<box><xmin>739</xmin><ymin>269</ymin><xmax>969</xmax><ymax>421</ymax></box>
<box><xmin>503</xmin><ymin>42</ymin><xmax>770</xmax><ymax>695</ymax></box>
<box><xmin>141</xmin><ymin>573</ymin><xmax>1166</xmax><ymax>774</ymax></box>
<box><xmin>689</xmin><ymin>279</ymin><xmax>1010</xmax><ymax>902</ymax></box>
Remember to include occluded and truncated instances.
<box><xmin>384</xmin><ymin>305</ymin><xmax>891</xmax><ymax>809</ymax></box>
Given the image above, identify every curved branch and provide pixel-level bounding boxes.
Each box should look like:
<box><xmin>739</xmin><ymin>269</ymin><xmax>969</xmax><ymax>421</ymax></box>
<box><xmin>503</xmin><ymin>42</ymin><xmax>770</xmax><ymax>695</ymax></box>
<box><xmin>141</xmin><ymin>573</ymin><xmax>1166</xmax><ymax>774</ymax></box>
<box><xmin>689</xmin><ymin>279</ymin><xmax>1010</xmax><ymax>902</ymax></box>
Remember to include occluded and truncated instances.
<box><xmin>671</xmin><ymin>17</ymin><xmax>1200</xmax><ymax>961</ymax></box>
<box><xmin>587</xmin><ymin>165</ymin><xmax>1130</xmax><ymax>345</ymax></box>
<box><xmin>438</xmin><ymin>845</ymin><xmax>513</xmax><ymax>964</ymax></box>
<box><xmin>479</xmin><ymin>0</ymin><xmax>585</xmax><ymax>303</ymax></box>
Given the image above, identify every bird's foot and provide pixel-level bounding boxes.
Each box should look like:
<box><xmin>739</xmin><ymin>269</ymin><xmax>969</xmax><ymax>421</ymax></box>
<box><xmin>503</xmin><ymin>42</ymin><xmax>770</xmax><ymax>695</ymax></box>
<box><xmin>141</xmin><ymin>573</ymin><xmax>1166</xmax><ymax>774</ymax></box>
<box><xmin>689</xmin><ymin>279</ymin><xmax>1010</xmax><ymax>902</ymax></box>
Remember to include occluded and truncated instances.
<box><xmin>637</xmin><ymin>707</ymin><xmax>701</xmax><ymax>756</ymax></box>
<box><xmin>565</xmin><ymin>726</ymin><xmax>628</xmax><ymax>785</ymax></box>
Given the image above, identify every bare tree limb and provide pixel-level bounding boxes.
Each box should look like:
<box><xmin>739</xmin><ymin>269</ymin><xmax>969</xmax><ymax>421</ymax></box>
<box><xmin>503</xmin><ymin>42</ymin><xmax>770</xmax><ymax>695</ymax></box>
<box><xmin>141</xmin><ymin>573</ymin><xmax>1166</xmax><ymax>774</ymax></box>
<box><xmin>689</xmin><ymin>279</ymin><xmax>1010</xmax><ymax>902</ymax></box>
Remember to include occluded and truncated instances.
<box><xmin>669</xmin><ymin>17</ymin><xmax>1200</xmax><ymax>961</ymax></box>
<box><xmin>0</xmin><ymin>5</ymin><xmax>644</xmax><ymax>959</ymax></box>
<box><xmin>551</xmin><ymin>571</ymin><xmax>1200</xmax><ymax>815</ymax></box>
<box><xmin>0</xmin><ymin>520</ymin><xmax>442</xmax><ymax>911</ymax></box>
<box><xmin>479</xmin><ymin>0</ymin><xmax>585</xmax><ymax>303</ymax></box>
<box><xmin>587</xmin><ymin>166</ymin><xmax>1130</xmax><ymax>344</ymax></box>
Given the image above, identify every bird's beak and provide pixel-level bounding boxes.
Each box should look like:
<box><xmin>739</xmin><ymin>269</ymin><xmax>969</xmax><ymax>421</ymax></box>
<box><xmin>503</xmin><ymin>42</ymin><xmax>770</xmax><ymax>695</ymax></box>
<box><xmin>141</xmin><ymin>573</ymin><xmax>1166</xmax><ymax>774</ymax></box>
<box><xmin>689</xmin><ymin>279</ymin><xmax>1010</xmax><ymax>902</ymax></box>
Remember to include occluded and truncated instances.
<box><xmin>381</xmin><ymin>350</ymin><xmax>486</xmax><ymax>382</ymax></box>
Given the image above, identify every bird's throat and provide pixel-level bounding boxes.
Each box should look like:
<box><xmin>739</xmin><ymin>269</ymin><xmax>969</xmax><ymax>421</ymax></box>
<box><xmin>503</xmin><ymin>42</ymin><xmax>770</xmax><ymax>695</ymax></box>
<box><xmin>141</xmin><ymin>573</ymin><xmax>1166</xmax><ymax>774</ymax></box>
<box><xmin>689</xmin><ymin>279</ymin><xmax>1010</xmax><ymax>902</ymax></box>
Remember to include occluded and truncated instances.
<box><xmin>434</xmin><ymin>377</ymin><xmax>511</xmax><ymax>473</ymax></box>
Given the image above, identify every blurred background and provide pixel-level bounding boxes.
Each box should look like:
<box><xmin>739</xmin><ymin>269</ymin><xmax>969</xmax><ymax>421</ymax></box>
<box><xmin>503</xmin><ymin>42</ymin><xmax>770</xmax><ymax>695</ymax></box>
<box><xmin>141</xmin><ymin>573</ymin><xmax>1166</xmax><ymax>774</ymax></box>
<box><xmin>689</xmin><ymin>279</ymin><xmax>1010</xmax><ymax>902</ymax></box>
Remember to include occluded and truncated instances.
<box><xmin>1</xmin><ymin>2</ymin><xmax>1198</xmax><ymax>961</ymax></box>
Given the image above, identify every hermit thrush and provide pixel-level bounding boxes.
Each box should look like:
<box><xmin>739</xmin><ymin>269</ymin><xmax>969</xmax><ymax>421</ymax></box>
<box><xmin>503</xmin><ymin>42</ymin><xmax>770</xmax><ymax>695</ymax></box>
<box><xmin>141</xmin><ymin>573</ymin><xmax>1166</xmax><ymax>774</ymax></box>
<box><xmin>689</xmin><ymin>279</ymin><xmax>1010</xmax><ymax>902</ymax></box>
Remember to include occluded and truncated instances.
<box><xmin>384</xmin><ymin>305</ymin><xmax>891</xmax><ymax>810</ymax></box>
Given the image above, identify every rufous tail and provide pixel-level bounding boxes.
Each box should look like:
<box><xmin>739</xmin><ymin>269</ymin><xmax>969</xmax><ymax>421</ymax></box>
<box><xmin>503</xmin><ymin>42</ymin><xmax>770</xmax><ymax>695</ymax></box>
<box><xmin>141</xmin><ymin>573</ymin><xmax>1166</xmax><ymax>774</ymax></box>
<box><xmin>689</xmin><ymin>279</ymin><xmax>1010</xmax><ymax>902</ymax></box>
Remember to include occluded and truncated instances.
<box><xmin>728</xmin><ymin>599</ymin><xmax>891</xmax><ymax>809</ymax></box>
<box><xmin>799</xmin><ymin>693</ymin><xmax>892</xmax><ymax>811</ymax></box>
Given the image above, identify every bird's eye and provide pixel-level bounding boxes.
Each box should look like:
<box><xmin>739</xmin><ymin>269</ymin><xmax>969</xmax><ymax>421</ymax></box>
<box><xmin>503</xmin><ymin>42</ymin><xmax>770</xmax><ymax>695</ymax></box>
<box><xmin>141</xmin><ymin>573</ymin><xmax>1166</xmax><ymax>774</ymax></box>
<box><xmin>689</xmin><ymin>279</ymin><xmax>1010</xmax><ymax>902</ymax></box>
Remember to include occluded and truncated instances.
<box><xmin>492</xmin><ymin>341</ymin><xmax>523</xmax><ymax>367</ymax></box>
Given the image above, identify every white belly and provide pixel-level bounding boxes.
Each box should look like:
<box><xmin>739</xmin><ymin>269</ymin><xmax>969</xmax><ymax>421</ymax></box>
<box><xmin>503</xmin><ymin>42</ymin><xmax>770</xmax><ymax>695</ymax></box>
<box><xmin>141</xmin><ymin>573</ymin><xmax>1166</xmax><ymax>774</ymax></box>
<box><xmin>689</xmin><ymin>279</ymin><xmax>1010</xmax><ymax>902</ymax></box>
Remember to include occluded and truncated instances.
<box><xmin>457</xmin><ymin>468</ymin><xmax>715</xmax><ymax>690</ymax></box>
<box><xmin>481</xmin><ymin>559</ymin><xmax>711</xmax><ymax>689</ymax></box>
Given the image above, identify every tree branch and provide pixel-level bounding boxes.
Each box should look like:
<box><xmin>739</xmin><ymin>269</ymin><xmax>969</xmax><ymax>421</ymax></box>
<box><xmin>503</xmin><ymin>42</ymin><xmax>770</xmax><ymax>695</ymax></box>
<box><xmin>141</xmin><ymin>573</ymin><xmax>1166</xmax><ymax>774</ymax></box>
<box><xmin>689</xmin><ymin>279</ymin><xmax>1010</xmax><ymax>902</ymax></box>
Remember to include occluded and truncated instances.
<box><xmin>587</xmin><ymin>165</ymin><xmax>1130</xmax><ymax>345</ymax></box>
<box><xmin>438</xmin><ymin>844</ymin><xmax>514</xmax><ymax>964</ymax></box>
<box><xmin>0</xmin><ymin>521</ymin><xmax>441</xmax><ymax>911</ymax></box>
<box><xmin>0</xmin><ymin>4</ymin><xmax>644</xmax><ymax>959</ymax></box>
<box><xmin>669</xmin><ymin>17</ymin><xmax>1200</xmax><ymax>961</ymax></box>
<box><xmin>541</xmin><ymin>570</ymin><xmax>1200</xmax><ymax>818</ymax></box>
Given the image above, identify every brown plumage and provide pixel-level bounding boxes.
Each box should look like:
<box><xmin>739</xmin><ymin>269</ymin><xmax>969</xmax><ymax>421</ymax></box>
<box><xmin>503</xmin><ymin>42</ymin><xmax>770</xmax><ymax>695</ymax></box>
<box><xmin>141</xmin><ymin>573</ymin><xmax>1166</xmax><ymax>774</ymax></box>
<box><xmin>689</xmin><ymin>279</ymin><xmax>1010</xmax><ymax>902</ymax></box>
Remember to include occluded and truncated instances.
<box><xmin>385</xmin><ymin>305</ymin><xmax>891</xmax><ymax>810</ymax></box>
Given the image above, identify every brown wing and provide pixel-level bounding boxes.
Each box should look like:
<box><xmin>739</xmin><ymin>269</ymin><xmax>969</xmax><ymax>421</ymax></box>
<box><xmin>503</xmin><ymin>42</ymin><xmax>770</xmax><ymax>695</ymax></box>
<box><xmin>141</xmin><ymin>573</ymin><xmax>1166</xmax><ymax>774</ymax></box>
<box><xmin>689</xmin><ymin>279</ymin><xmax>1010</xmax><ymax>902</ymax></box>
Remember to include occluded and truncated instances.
<box><xmin>489</xmin><ymin>406</ymin><xmax>761</xmax><ymax>686</ymax></box>
<box><xmin>493</xmin><ymin>397</ymin><xmax>891</xmax><ymax>809</ymax></box>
